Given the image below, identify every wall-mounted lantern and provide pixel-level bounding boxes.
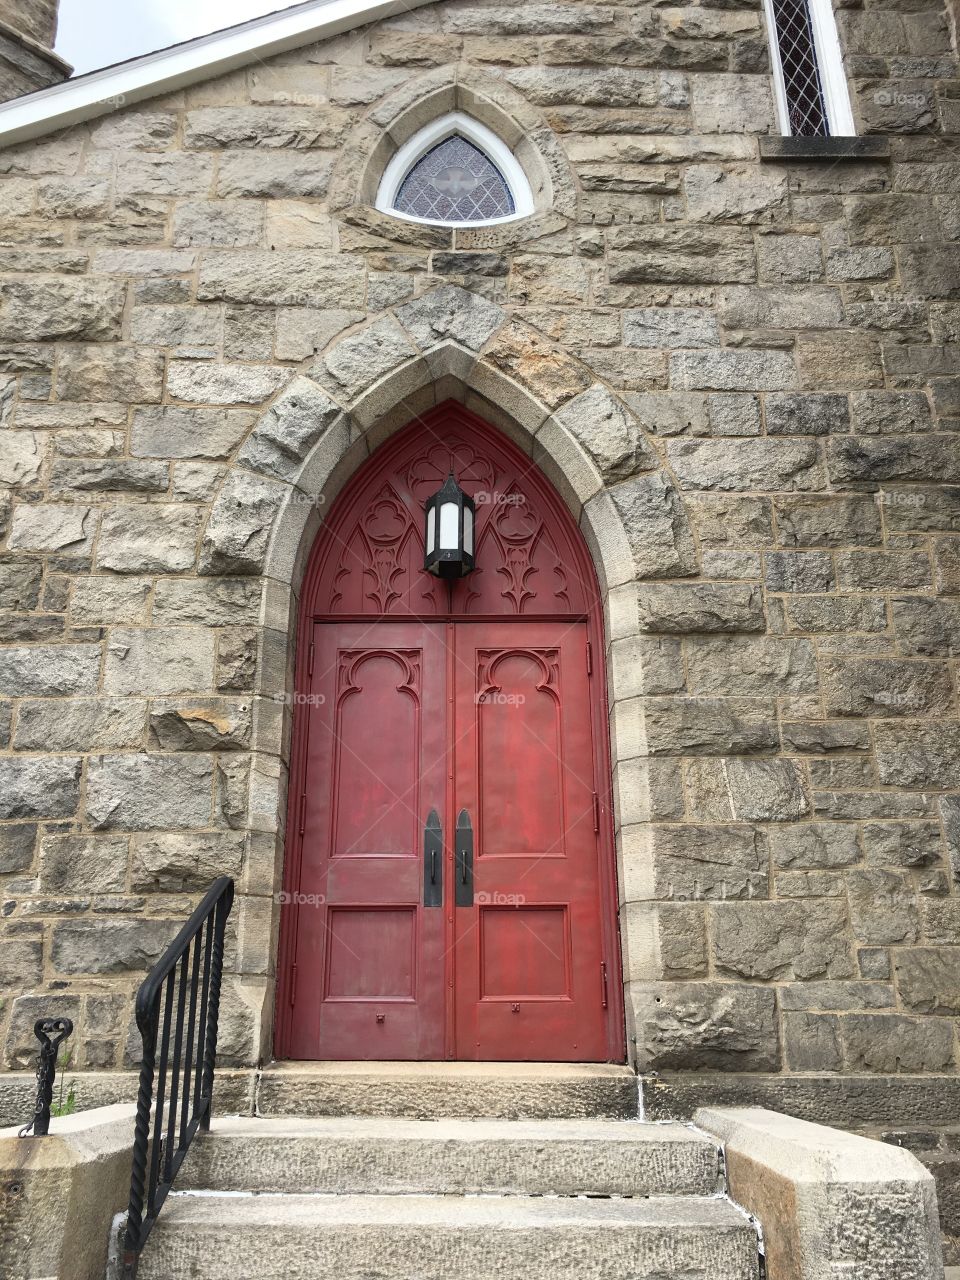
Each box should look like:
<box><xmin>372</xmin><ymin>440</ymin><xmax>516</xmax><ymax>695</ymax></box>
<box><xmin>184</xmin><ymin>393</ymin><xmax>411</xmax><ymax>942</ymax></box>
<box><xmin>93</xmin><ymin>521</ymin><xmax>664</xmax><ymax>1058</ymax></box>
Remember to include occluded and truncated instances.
<box><xmin>424</xmin><ymin>473</ymin><xmax>476</xmax><ymax>579</ymax></box>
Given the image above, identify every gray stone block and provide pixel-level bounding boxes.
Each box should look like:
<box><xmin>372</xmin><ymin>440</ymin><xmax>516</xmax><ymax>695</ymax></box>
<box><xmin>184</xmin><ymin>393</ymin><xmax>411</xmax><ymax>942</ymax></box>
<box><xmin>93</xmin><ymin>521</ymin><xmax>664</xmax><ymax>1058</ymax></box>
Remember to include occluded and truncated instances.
<box><xmin>713</xmin><ymin>900</ymin><xmax>852</xmax><ymax>980</ymax></box>
<box><xmin>644</xmin><ymin>697</ymin><xmax>777</xmax><ymax>757</ymax></box>
<box><xmin>0</xmin><ymin>756</ymin><xmax>81</xmax><ymax>819</ymax></box>
<box><xmin>649</xmin><ymin>823</ymin><xmax>769</xmax><ymax>900</ymax></box>
<box><xmin>104</xmin><ymin>628</ymin><xmax>214</xmax><ymax>696</ymax></box>
<box><xmin>0</xmin><ymin>643</ymin><xmax>99</xmax><ymax>696</ymax></box>
<box><xmin>199</xmin><ymin>470</ymin><xmax>289</xmax><ymax>575</ymax></box>
<box><xmin>666</xmin><ymin>438</ymin><xmax>823</xmax><ymax>491</ymax></box>
<box><xmin>96</xmin><ymin>505</ymin><xmax>200</xmax><ymax>574</ymax></box>
<box><xmin>724</xmin><ymin>758</ymin><xmax>811</xmax><ymax>821</ymax></box>
<box><xmin>634</xmin><ymin>981</ymin><xmax>780</xmax><ymax>1071</ymax></box>
<box><xmin>637</xmin><ymin>582</ymin><xmax>764</xmax><ymax>633</ymax></box>
<box><xmin>131</xmin><ymin>832</ymin><xmax>245</xmax><ymax>892</ymax></box>
<box><xmin>85</xmin><ymin>753</ymin><xmax>214</xmax><ymax>830</ymax></box>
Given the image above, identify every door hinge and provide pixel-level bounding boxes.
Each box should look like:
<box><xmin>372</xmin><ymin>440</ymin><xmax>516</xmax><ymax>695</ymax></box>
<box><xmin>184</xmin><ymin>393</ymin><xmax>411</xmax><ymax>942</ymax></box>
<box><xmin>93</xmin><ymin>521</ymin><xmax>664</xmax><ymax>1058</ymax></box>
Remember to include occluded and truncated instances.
<box><xmin>586</xmin><ymin>640</ymin><xmax>593</xmax><ymax>675</ymax></box>
<box><xmin>289</xmin><ymin>964</ymin><xmax>298</xmax><ymax>1008</ymax></box>
<box><xmin>600</xmin><ymin>960</ymin><xmax>608</xmax><ymax>1009</ymax></box>
<box><xmin>298</xmin><ymin>792</ymin><xmax>307</xmax><ymax>835</ymax></box>
<box><xmin>307</xmin><ymin>642</ymin><xmax>315</xmax><ymax>677</ymax></box>
<box><xmin>592</xmin><ymin>792</ymin><xmax>600</xmax><ymax>833</ymax></box>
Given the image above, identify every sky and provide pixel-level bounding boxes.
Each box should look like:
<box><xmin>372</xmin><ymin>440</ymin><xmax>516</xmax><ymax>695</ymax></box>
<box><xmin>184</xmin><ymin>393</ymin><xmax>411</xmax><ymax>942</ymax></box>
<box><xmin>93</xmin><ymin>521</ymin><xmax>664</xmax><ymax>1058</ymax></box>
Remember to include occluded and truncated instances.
<box><xmin>55</xmin><ymin>0</ymin><xmax>301</xmax><ymax>74</ymax></box>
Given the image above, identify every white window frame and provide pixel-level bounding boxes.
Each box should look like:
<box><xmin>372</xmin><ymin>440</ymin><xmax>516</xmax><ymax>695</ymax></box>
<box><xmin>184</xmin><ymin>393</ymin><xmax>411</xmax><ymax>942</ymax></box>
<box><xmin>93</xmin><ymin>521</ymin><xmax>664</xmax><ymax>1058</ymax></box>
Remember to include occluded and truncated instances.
<box><xmin>375</xmin><ymin>112</ymin><xmax>535</xmax><ymax>228</ymax></box>
<box><xmin>762</xmin><ymin>0</ymin><xmax>856</xmax><ymax>137</ymax></box>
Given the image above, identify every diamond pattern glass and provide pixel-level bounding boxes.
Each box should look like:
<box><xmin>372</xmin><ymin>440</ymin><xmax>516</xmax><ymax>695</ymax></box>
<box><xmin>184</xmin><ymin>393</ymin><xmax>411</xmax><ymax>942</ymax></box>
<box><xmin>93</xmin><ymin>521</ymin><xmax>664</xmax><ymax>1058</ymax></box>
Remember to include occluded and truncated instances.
<box><xmin>772</xmin><ymin>0</ymin><xmax>829</xmax><ymax>136</ymax></box>
<box><xmin>394</xmin><ymin>135</ymin><xmax>516</xmax><ymax>223</ymax></box>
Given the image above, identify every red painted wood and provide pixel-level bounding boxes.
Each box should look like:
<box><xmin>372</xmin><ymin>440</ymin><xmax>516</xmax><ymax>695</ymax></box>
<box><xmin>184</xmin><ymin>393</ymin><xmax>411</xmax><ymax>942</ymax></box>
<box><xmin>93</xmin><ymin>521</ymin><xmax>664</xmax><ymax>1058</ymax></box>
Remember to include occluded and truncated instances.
<box><xmin>275</xmin><ymin>403</ymin><xmax>624</xmax><ymax>1063</ymax></box>
<box><xmin>283</xmin><ymin>623</ymin><xmax>446</xmax><ymax>1060</ymax></box>
<box><xmin>311</xmin><ymin>409</ymin><xmax>589</xmax><ymax>618</ymax></box>
<box><xmin>452</xmin><ymin>624</ymin><xmax>609</xmax><ymax>1061</ymax></box>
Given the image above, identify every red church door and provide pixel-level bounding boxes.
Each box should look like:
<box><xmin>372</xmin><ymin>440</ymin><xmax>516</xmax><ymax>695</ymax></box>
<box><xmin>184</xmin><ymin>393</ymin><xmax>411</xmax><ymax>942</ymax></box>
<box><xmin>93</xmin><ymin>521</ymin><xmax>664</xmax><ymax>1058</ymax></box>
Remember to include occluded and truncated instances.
<box><xmin>276</xmin><ymin>405</ymin><xmax>623</xmax><ymax>1063</ymax></box>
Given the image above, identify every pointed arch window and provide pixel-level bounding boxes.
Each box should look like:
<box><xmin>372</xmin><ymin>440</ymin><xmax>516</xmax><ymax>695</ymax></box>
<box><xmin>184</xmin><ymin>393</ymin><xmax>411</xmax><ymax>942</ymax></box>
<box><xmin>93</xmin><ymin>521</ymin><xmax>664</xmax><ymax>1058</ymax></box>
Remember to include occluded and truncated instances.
<box><xmin>376</xmin><ymin>113</ymin><xmax>535</xmax><ymax>227</ymax></box>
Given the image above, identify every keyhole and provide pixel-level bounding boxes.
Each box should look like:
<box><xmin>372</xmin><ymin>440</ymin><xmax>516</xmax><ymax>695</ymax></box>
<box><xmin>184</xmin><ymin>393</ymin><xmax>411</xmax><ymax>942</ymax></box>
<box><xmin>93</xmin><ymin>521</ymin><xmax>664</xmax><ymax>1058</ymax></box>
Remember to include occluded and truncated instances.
<box><xmin>376</xmin><ymin>1013</ymin><xmax>385</xmax><ymax>1024</ymax></box>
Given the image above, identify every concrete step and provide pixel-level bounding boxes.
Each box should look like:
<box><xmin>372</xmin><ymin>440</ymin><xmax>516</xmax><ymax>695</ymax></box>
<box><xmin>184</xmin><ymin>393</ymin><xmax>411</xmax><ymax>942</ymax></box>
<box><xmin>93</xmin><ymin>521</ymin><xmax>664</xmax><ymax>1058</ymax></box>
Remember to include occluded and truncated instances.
<box><xmin>138</xmin><ymin>1192</ymin><xmax>759</xmax><ymax>1280</ymax></box>
<box><xmin>179</xmin><ymin>1116</ymin><xmax>721</xmax><ymax>1197</ymax></box>
<box><xmin>255</xmin><ymin>1060</ymin><xmax>638</xmax><ymax>1119</ymax></box>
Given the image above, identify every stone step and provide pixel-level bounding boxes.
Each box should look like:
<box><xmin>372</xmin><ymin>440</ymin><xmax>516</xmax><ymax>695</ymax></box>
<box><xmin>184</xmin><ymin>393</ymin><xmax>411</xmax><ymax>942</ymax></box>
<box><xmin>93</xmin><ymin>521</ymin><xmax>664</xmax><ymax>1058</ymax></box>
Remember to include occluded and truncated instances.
<box><xmin>255</xmin><ymin>1060</ymin><xmax>638</xmax><ymax>1119</ymax></box>
<box><xmin>138</xmin><ymin>1192</ymin><xmax>759</xmax><ymax>1280</ymax></box>
<box><xmin>179</xmin><ymin>1116</ymin><xmax>721</xmax><ymax>1197</ymax></box>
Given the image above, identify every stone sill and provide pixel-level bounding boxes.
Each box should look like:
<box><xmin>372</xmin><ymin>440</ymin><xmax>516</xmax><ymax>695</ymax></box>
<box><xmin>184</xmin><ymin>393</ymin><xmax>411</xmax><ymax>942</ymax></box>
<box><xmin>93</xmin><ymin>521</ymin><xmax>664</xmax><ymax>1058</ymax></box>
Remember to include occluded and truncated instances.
<box><xmin>759</xmin><ymin>136</ymin><xmax>891</xmax><ymax>162</ymax></box>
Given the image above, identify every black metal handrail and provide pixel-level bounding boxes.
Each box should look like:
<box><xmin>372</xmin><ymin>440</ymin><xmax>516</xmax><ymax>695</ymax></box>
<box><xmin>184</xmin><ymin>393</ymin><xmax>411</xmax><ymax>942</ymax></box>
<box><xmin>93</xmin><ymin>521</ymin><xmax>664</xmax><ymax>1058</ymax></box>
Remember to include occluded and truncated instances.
<box><xmin>18</xmin><ymin>1017</ymin><xmax>74</xmax><ymax>1137</ymax></box>
<box><xmin>122</xmin><ymin>876</ymin><xmax>234</xmax><ymax>1280</ymax></box>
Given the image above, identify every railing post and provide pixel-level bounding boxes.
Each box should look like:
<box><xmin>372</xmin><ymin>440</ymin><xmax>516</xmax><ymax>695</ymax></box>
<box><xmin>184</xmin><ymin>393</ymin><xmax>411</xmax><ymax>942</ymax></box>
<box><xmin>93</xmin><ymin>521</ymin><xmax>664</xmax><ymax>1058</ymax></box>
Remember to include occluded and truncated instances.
<box><xmin>122</xmin><ymin>1002</ymin><xmax>158</xmax><ymax>1280</ymax></box>
<box><xmin>199</xmin><ymin>883</ymin><xmax>232</xmax><ymax>1132</ymax></box>
<box><xmin>19</xmin><ymin>1017</ymin><xmax>73</xmax><ymax>1138</ymax></box>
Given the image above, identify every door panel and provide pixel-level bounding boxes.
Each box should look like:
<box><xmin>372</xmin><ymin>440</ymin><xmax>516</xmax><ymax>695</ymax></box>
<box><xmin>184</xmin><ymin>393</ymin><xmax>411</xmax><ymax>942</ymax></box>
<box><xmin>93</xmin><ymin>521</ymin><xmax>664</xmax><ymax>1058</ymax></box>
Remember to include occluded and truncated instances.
<box><xmin>453</xmin><ymin>623</ymin><xmax>609</xmax><ymax>1061</ymax></box>
<box><xmin>286</xmin><ymin>622</ymin><xmax>446</xmax><ymax>1060</ymax></box>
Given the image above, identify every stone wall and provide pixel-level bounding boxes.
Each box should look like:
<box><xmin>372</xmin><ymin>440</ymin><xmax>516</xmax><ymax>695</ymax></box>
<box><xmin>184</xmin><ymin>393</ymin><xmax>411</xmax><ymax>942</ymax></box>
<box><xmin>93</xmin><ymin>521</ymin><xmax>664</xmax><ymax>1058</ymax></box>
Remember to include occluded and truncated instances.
<box><xmin>0</xmin><ymin>0</ymin><xmax>958</xmax><ymax>1100</ymax></box>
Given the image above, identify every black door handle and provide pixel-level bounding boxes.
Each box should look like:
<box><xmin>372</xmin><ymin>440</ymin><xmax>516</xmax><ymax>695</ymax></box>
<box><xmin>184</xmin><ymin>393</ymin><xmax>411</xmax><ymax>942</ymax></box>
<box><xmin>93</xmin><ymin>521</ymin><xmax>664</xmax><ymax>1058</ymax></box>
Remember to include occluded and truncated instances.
<box><xmin>423</xmin><ymin>809</ymin><xmax>442</xmax><ymax>907</ymax></box>
<box><xmin>456</xmin><ymin>809</ymin><xmax>473</xmax><ymax>907</ymax></box>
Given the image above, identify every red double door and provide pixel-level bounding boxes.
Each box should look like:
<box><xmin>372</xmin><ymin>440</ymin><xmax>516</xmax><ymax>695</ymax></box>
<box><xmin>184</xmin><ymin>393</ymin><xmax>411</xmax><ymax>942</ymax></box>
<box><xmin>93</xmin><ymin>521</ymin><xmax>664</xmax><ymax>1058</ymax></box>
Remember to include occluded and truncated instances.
<box><xmin>284</xmin><ymin>618</ymin><xmax>612</xmax><ymax>1061</ymax></box>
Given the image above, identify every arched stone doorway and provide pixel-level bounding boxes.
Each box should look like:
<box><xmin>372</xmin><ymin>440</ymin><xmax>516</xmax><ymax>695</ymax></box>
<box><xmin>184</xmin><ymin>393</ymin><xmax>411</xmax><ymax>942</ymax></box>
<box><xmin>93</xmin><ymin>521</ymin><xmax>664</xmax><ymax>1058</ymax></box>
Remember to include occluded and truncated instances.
<box><xmin>274</xmin><ymin>402</ymin><xmax>625</xmax><ymax>1062</ymax></box>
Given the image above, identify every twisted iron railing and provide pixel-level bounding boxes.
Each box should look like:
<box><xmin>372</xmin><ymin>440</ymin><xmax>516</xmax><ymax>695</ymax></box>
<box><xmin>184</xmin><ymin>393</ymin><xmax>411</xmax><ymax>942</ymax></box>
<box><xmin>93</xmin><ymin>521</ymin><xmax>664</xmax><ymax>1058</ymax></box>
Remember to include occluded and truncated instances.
<box><xmin>18</xmin><ymin>1016</ymin><xmax>74</xmax><ymax>1137</ymax></box>
<box><xmin>122</xmin><ymin>876</ymin><xmax>234</xmax><ymax>1280</ymax></box>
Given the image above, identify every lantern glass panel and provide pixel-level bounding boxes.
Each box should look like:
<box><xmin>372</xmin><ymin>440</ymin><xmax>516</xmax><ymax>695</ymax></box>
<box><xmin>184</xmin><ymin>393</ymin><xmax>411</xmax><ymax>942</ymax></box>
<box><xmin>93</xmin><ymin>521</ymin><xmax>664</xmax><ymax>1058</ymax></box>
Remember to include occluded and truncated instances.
<box><xmin>426</xmin><ymin>505</ymin><xmax>436</xmax><ymax>555</ymax></box>
<box><xmin>439</xmin><ymin>501</ymin><xmax>459</xmax><ymax>551</ymax></box>
<box><xmin>464</xmin><ymin>504</ymin><xmax>474</xmax><ymax>556</ymax></box>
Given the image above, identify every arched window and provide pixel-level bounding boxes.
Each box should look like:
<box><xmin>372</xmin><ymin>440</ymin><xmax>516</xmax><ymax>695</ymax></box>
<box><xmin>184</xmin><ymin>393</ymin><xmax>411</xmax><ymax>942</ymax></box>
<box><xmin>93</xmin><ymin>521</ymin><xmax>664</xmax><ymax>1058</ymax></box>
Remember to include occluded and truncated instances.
<box><xmin>376</xmin><ymin>112</ymin><xmax>534</xmax><ymax>228</ymax></box>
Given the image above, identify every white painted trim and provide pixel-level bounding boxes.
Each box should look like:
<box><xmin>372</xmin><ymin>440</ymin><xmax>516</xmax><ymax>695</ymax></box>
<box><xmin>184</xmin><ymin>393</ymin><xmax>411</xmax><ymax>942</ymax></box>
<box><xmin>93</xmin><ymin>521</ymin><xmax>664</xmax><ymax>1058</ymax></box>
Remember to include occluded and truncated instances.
<box><xmin>761</xmin><ymin>0</ymin><xmax>794</xmax><ymax>138</ymax></box>
<box><xmin>375</xmin><ymin>112</ymin><xmax>535</xmax><ymax>228</ymax></box>
<box><xmin>762</xmin><ymin>0</ymin><xmax>856</xmax><ymax>137</ymax></box>
<box><xmin>0</xmin><ymin>0</ymin><xmax>437</xmax><ymax>148</ymax></box>
<box><xmin>808</xmin><ymin>0</ymin><xmax>857</xmax><ymax>136</ymax></box>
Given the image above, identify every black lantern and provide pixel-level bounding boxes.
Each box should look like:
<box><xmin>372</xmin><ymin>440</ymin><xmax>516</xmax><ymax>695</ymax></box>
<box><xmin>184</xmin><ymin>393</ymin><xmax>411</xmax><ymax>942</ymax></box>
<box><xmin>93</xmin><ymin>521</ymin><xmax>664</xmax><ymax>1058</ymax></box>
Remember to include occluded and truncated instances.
<box><xmin>424</xmin><ymin>472</ymin><xmax>476</xmax><ymax>579</ymax></box>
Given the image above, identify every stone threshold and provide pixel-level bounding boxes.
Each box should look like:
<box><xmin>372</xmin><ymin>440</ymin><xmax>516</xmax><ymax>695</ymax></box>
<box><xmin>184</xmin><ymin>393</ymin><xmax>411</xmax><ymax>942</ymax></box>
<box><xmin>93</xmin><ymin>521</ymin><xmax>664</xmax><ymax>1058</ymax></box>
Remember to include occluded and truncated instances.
<box><xmin>0</xmin><ymin>1062</ymin><xmax>639</xmax><ymax>1127</ymax></box>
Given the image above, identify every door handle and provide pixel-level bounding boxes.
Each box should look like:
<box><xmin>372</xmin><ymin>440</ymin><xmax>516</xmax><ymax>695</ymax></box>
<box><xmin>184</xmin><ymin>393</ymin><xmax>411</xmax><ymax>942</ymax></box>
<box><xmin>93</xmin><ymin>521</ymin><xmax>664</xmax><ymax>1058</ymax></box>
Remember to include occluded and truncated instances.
<box><xmin>423</xmin><ymin>809</ymin><xmax>442</xmax><ymax>908</ymax></box>
<box><xmin>455</xmin><ymin>809</ymin><xmax>473</xmax><ymax>907</ymax></box>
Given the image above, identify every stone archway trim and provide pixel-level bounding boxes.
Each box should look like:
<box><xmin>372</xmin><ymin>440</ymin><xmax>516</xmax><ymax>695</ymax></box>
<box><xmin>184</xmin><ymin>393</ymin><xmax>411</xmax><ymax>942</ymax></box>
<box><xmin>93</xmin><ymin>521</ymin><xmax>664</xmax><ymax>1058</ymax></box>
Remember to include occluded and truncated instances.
<box><xmin>201</xmin><ymin>285</ymin><xmax>697</xmax><ymax>1062</ymax></box>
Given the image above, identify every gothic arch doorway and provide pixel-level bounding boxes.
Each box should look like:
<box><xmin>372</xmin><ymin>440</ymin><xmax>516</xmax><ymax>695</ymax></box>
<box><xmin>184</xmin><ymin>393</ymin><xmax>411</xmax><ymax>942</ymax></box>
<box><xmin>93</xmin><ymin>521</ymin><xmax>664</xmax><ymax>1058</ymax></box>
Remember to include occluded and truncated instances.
<box><xmin>275</xmin><ymin>402</ymin><xmax>625</xmax><ymax>1062</ymax></box>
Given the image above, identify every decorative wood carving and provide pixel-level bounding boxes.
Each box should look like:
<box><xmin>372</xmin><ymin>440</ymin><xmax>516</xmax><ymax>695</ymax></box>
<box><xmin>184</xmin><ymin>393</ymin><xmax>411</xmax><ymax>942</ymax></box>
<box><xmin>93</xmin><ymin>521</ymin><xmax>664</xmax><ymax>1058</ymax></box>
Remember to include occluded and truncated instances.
<box><xmin>337</xmin><ymin>648</ymin><xmax>422</xmax><ymax>700</ymax></box>
<box><xmin>311</xmin><ymin>404</ymin><xmax>589</xmax><ymax>618</ymax></box>
<box><xmin>476</xmin><ymin>648</ymin><xmax>560</xmax><ymax>703</ymax></box>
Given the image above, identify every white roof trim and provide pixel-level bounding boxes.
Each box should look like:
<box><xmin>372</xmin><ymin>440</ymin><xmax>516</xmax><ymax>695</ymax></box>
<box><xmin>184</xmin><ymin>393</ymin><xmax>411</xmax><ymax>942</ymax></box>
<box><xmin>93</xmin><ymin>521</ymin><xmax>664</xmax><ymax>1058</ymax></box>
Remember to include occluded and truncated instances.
<box><xmin>0</xmin><ymin>0</ymin><xmax>437</xmax><ymax>148</ymax></box>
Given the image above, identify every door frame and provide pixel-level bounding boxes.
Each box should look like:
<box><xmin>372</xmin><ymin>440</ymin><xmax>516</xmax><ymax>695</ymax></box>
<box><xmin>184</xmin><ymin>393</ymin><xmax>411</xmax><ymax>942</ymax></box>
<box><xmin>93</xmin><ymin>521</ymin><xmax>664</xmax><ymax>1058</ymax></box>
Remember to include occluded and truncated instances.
<box><xmin>273</xmin><ymin>403</ymin><xmax>626</xmax><ymax>1063</ymax></box>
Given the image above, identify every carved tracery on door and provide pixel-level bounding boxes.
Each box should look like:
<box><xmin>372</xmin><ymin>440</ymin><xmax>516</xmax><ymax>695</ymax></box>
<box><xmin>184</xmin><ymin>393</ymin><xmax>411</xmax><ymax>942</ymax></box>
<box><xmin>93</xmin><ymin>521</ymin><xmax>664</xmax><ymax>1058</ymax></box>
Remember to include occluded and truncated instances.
<box><xmin>316</xmin><ymin>421</ymin><xmax>587</xmax><ymax>618</ymax></box>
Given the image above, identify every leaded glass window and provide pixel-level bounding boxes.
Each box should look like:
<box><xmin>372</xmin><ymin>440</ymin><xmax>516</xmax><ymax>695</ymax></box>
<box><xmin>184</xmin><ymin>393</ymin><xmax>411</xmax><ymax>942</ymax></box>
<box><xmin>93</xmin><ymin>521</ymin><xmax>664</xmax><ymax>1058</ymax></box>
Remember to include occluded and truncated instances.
<box><xmin>393</xmin><ymin>135</ymin><xmax>516</xmax><ymax>223</ymax></box>
<box><xmin>771</xmin><ymin>0</ymin><xmax>828</xmax><ymax>136</ymax></box>
<box><xmin>763</xmin><ymin>0</ymin><xmax>855</xmax><ymax>136</ymax></box>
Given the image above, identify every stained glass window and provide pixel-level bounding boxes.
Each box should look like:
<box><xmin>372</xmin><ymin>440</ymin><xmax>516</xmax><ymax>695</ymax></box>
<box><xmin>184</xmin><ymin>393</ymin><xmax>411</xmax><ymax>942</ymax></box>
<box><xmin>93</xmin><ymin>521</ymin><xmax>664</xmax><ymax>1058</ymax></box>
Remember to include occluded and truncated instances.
<box><xmin>393</xmin><ymin>134</ymin><xmax>516</xmax><ymax>223</ymax></box>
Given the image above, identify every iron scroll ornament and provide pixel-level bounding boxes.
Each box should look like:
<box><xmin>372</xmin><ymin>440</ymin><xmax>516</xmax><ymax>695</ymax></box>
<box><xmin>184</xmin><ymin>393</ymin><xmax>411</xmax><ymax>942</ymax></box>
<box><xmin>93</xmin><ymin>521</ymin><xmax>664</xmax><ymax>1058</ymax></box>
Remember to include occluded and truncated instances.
<box><xmin>19</xmin><ymin>1016</ymin><xmax>74</xmax><ymax>1137</ymax></box>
